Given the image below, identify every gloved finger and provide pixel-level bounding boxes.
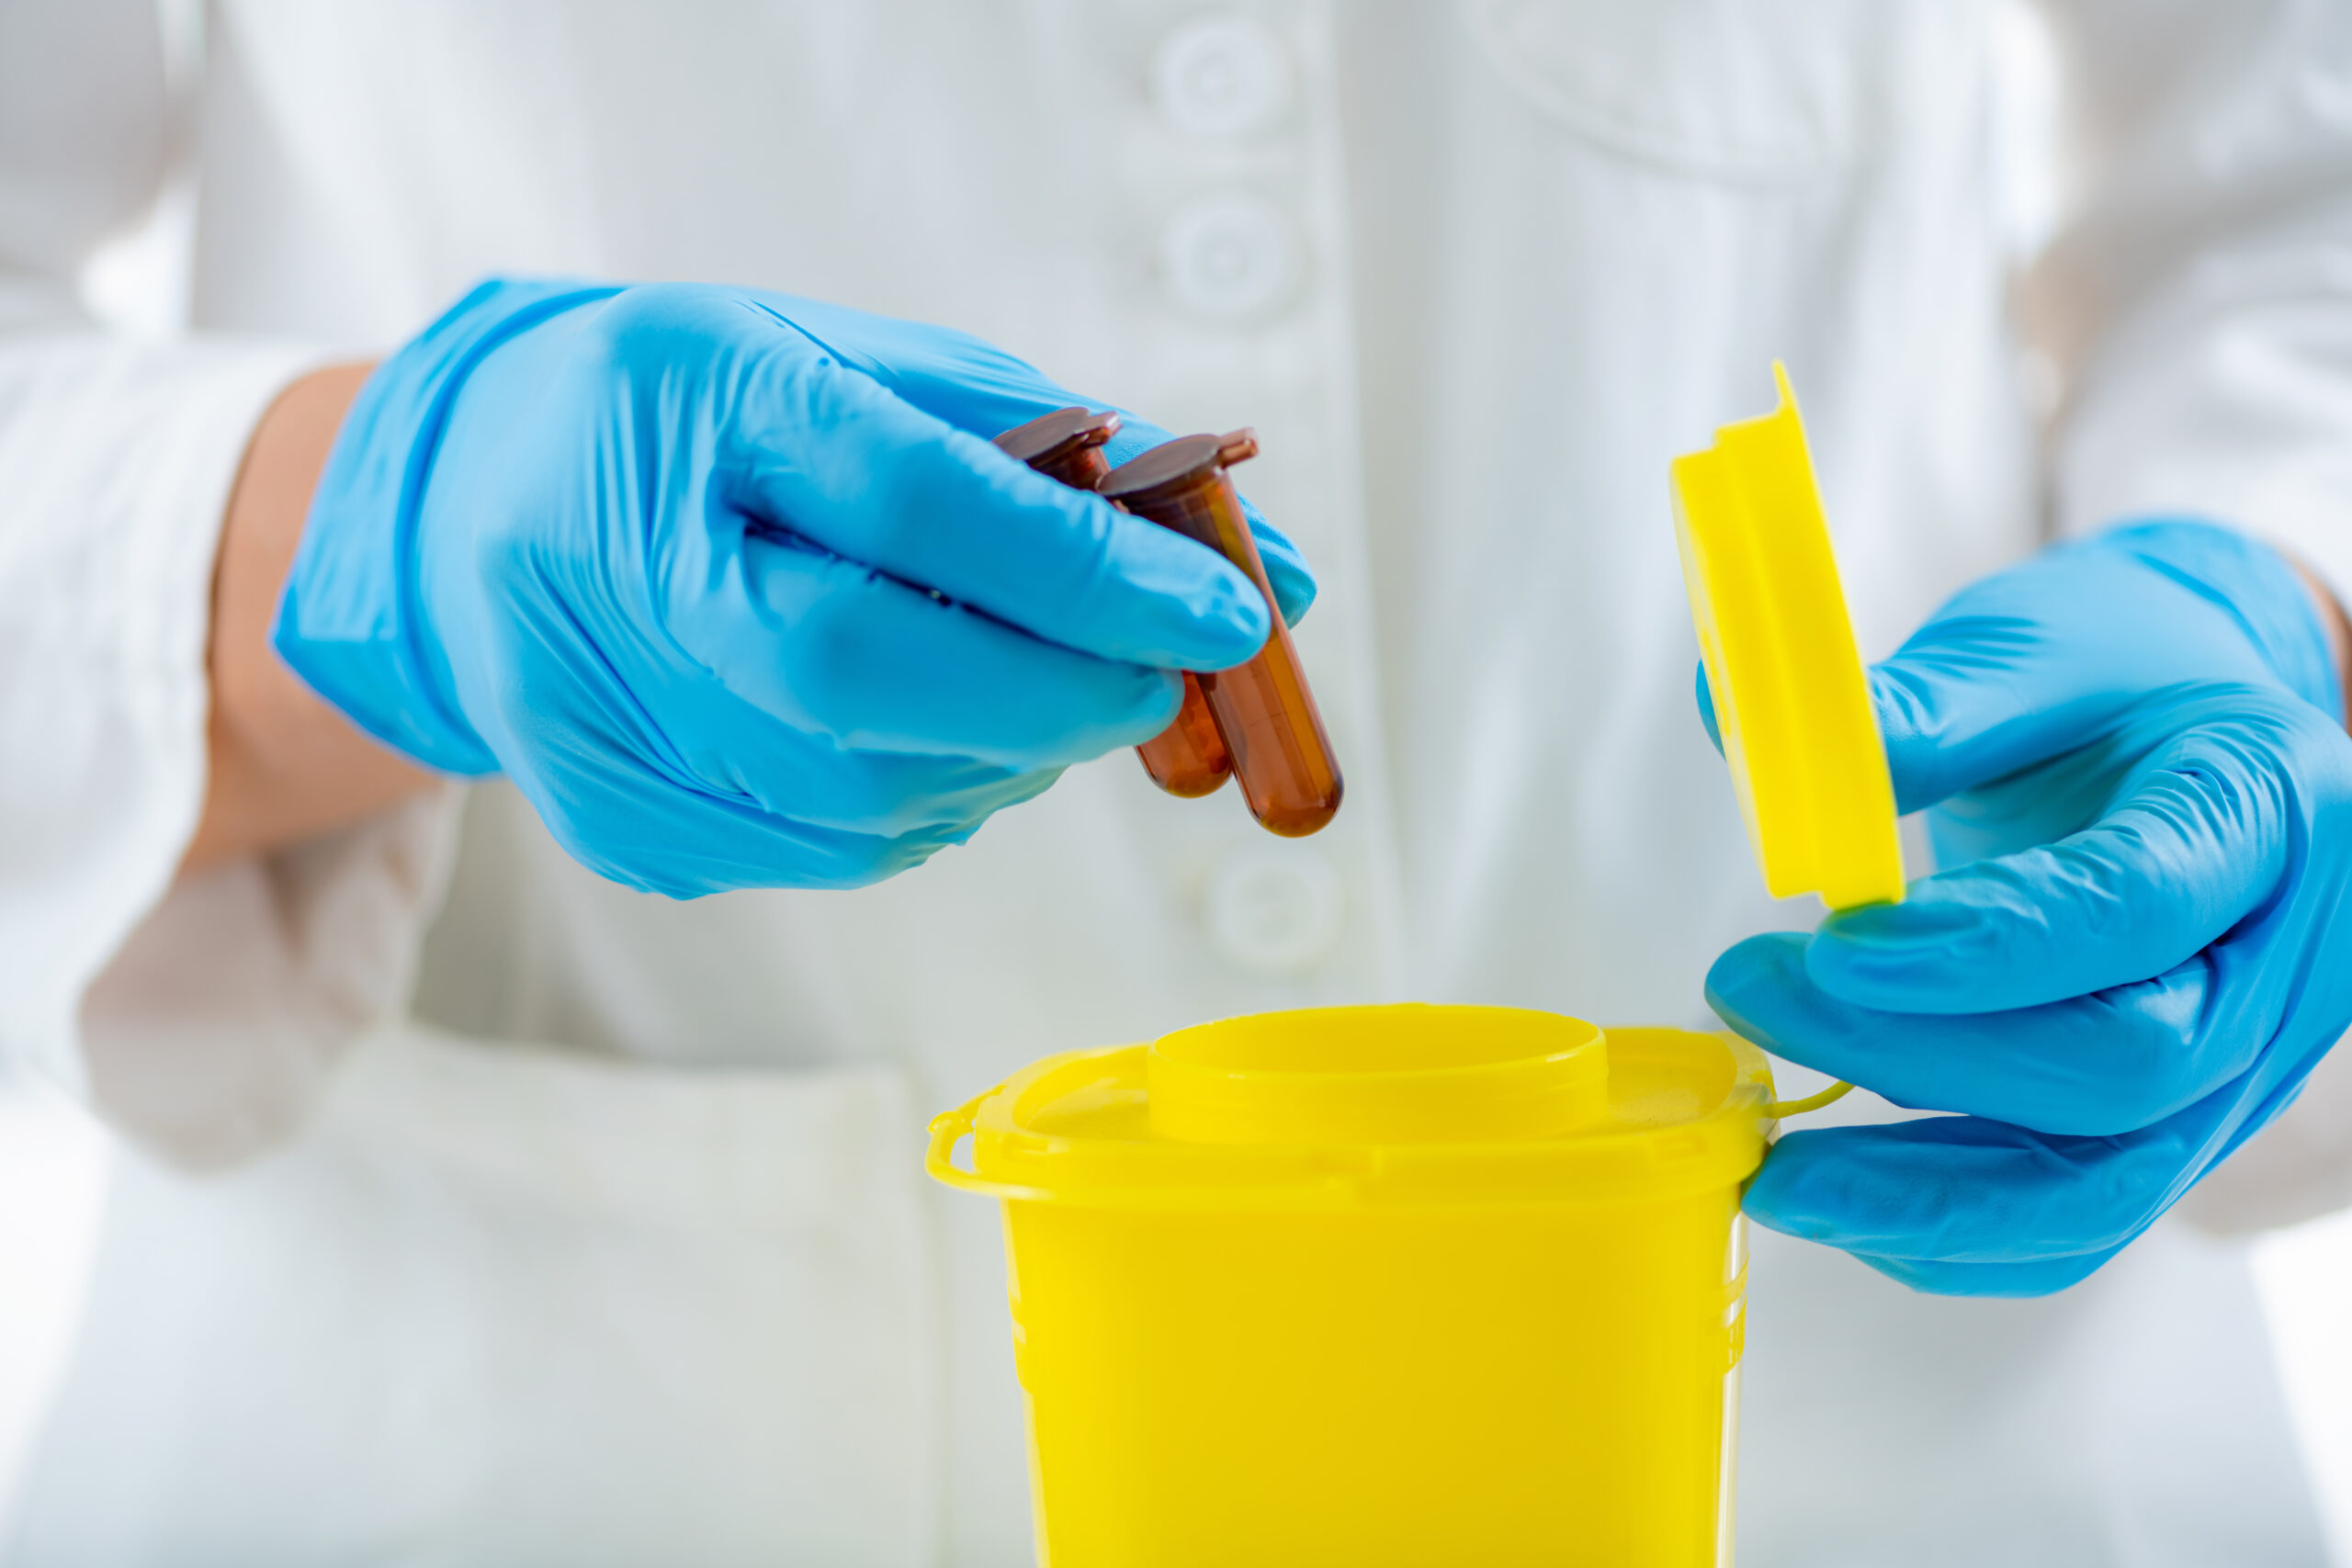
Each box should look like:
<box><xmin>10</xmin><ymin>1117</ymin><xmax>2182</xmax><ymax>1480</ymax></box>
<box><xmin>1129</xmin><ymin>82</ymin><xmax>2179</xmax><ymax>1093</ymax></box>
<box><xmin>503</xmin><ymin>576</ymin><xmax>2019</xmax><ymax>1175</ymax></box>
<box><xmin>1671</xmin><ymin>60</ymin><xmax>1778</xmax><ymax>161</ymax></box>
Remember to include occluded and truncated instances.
<box><xmin>673</xmin><ymin>534</ymin><xmax>1186</xmax><ymax>768</ymax></box>
<box><xmin>1743</xmin><ymin>1101</ymin><xmax>2236</xmax><ymax>1285</ymax></box>
<box><xmin>1837</xmin><ymin>1070</ymin><xmax>2320</xmax><ymax>1299</ymax></box>
<box><xmin>1805</xmin><ymin>702</ymin><xmax>2296</xmax><ymax>1013</ymax></box>
<box><xmin>1240</xmin><ymin>498</ymin><xmax>1317</xmax><ymax>628</ymax></box>
<box><xmin>1868</xmin><ymin>527</ymin><xmax>2322</xmax><ymax>815</ymax></box>
<box><xmin>720</xmin><ymin>341</ymin><xmax>1272</xmax><ymax>672</ymax></box>
<box><xmin>775</xmin><ymin>286</ymin><xmax>1322</xmax><ymax>631</ymax></box>
<box><xmin>1870</xmin><ymin>654</ymin><xmax>2095</xmax><ymax>819</ymax></box>
<box><xmin>1099</xmin><ymin>416</ymin><xmax>1316</xmax><ymax>628</ymax></box>
<box><xmin>458</xmin><ymin>567</ymin><xmax>1073</xmax><ymax>838</ymax></box>
<box><xmin>718</xmin><ymin>743</ymin><xmax>1058</xmax><ymax>840</ymax></box>
<box><xmin>737</xmin><ymin>291</ymin><xmax>1319</xmax><ymax>638</ymax></box>
<box><xmin>1834</xmin><ymin>1242</ymin><xmax>2128</xmax><ymax>1299</ymax></box>
<box><xmin>745</xmin><ymin>290</ymin><xmax>1091</xmax><ymax>443</ymax></box>
<box><xmin>1696</xmin><ymin>663</ymin><xmax>1724</xmax><ymax>755</ymax></box>
<box><xmin>508</xmin><ymin>745</ymin><xmax>976</xmax><ymax>899</ymax></box>
<box><xmin>663</xmin><ymin>692</ymin><xmax>1062</xmax><ymax>839</ymax></box>
<box><xmin>1706</xmin><ymin>931</ymin><xmax>2258</xmax><ymax>1134</ymax></box>
<box><xmin>1756</xmin><ymin>1035</ymin><xmax>2326</xmax><ymax>1296</ymax></box>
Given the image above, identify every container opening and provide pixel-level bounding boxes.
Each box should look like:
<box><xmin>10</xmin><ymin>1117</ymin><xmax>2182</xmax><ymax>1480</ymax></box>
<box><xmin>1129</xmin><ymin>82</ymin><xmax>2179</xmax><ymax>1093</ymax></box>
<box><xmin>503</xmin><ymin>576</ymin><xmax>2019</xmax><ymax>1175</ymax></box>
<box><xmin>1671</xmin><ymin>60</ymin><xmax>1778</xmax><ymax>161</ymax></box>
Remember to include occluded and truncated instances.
<box><xmin>1156</xmin><ymin>1003</ymin><xmax>1587</xmax><ymax>1076</ymax></box>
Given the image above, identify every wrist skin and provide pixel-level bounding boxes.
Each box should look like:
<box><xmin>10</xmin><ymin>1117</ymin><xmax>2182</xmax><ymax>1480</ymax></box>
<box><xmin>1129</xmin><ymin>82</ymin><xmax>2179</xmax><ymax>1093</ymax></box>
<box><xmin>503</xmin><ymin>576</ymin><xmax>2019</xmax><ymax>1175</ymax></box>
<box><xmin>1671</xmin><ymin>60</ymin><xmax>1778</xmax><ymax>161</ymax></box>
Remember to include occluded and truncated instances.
<box><xmin>2287</xmin><ymin>555</ymin><xmax>2352</xmax><ymax>726</ymax></box>
<box><xmin>182</xmin><ymin>363</ymin><xmax>433</xmax><ymax>874</ymax></box>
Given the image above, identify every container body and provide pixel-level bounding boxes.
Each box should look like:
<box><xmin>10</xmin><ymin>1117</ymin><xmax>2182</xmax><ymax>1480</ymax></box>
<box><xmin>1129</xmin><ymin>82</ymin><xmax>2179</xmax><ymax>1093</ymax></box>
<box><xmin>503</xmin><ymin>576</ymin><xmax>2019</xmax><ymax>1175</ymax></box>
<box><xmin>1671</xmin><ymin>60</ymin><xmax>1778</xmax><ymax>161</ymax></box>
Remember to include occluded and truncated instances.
<box><xmin>1002</xmin><ymin>1190</ymin><xmax>1745</xmax><ymax>1567</ymax></box>
<box><xmin>930</xmin><ymin>1014</ymin><xmax>1770</xmax><ymax>1568</ymax></box>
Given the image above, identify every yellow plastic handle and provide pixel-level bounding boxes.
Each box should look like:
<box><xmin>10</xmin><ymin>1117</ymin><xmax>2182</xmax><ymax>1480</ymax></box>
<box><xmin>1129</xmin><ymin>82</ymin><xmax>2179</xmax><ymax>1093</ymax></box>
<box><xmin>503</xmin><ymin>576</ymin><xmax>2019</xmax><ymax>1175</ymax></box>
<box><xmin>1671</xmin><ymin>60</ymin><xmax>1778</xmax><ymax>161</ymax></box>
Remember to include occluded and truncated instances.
<box><xmin>1765</xmin><ymin>1079</ymin><xmax>1854</xmax><ymax>1119</ymax></box>
<box><xmin>925</xmin><ymin>1094</ymin><xmax>1058</xmax><ymax>1201</ymax></box>
<box><xmin>925</xmin><ymin>1093</ymin><xmax>989</xmax><ymax>1192</ymax></box>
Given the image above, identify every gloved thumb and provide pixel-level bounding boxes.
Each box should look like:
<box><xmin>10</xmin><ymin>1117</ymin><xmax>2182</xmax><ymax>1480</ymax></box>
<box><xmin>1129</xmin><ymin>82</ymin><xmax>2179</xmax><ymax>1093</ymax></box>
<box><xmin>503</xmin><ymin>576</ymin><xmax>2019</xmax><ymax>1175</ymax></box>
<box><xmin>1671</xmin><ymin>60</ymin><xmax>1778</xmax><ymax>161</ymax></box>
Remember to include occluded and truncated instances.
<box><xmin>1695</xmin><ymin>663</ymin><xmax>1724</xmax><ymax>756</ymax></box>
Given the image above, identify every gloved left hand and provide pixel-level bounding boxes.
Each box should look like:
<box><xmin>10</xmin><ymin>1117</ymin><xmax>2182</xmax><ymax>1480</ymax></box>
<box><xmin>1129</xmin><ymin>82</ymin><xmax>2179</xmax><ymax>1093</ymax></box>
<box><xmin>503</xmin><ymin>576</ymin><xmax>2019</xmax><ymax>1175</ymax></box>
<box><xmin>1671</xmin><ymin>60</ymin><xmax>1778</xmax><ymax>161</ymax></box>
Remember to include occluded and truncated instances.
<box><xmin>275</xmin><ymin>278</ymin><xmax>1316</xmax><ymax>897</ymax></box>
<box><xmin>1705</xmin><ymin>520</ymin><xmax>2352</xmax><ymax>1295</ymax></box>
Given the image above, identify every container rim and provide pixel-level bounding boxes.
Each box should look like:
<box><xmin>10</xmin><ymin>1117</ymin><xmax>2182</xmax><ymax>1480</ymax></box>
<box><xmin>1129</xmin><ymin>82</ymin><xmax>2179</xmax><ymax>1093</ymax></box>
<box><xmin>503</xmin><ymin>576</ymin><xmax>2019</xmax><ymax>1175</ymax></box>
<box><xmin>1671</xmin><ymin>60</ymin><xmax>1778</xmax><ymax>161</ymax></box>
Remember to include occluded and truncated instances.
<box><xmin>927</xmin><ymin>1026</ymin><xmax>1778</xmax><ymax>1212</ymax></box>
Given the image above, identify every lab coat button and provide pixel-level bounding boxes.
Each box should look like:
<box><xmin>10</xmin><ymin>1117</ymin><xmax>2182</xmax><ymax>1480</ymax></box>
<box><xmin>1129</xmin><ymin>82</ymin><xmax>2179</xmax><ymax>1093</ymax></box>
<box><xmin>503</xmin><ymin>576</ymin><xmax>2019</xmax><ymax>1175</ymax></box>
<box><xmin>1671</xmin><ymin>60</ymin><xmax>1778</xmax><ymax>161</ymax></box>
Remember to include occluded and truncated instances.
<box><xmin>1160</xmin><ymin>194</ymin><xmax>1300</xmax><ymax>321</ymax></box>
<box><xmin>1205</xmin><ymin>843</ymin><xmax>1345</xmax><ymax>976</ymax></box>
<box><xmin>1150</xmin><ymin>16</ymin><xmax>1292</xmax><ymax>140</ymax></box>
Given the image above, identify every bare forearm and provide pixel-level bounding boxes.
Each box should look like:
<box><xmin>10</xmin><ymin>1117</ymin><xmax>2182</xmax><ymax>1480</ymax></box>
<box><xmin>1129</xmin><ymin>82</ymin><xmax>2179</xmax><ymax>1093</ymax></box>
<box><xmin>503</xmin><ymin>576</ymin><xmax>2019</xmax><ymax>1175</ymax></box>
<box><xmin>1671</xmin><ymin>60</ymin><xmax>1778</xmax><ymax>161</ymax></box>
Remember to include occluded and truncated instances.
<box><xmin>183</xmin><ymin>363</ymin><xmax>434</xmax><ymax>873</ymax></box>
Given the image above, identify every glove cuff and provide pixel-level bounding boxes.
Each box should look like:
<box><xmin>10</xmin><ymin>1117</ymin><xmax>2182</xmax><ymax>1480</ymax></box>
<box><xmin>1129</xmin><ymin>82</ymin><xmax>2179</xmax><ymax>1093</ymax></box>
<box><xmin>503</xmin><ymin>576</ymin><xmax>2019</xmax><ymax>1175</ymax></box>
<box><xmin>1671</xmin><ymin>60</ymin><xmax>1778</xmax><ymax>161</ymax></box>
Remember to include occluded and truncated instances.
<box><xmin>2104</xmin><ymin>519</ymin><xmax>2346</xmax><ymax>726</ymax></box>
<box><xmin>271</xmin><ymin>277</ymin><xmax>622</xmax><ymax>774</ymax></box>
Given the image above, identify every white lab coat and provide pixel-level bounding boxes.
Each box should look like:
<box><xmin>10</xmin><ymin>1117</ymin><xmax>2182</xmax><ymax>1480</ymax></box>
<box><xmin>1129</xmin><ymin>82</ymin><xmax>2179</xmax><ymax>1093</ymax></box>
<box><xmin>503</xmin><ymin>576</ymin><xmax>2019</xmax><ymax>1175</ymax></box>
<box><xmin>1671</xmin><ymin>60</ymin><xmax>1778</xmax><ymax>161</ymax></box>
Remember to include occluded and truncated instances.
<box><xmin>4</xmin><ymin>1</ymin><xmax>2352</xmax><ymax>1562</ymax></box>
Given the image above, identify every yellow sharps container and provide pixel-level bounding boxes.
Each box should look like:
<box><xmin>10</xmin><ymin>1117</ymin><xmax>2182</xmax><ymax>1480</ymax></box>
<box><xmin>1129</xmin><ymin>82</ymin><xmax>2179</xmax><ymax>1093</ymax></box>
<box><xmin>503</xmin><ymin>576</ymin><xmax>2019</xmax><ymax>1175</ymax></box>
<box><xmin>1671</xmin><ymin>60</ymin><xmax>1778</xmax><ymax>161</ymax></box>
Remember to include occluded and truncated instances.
<box><xmin>927</xmin><ymin>366</ymin><xmax>1900</xmax><ymax>1566</ymax></box>
<box><xmin>931</xmin><ymin>1011</ymin><xmax>1770</xmax><ymax>1565</ymax></box>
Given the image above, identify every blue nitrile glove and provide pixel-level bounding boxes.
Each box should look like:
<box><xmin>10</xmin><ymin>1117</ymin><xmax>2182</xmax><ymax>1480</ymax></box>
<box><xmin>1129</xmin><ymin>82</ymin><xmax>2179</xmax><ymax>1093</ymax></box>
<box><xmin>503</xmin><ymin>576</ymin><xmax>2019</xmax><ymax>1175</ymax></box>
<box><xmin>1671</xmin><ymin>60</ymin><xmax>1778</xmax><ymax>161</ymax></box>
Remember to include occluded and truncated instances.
<box><xmin>276</xmin><ymin>278</ymin><xmax>1315</xmax><ymax>897</ymax></box>
<box><xmin>1701</xmin><ymin>521</ymin><xmax>2352</xmax><ymax>1296</ymax></box>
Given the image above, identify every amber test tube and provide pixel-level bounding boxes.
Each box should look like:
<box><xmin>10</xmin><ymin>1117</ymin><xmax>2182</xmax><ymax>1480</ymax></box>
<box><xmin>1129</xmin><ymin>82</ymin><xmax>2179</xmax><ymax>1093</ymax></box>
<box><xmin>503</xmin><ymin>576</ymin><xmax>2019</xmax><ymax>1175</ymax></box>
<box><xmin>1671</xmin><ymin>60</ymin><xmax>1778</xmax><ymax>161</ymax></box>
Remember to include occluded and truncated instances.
<box><xmin>1099</xmin><ymin>430</ymin><xmax>1343</xmax><ymax>837</ymax></box>
<box><xmin>994</xmin><ymin>408</ymin><xmax>1233</xmax><ymax>798</ymax></box>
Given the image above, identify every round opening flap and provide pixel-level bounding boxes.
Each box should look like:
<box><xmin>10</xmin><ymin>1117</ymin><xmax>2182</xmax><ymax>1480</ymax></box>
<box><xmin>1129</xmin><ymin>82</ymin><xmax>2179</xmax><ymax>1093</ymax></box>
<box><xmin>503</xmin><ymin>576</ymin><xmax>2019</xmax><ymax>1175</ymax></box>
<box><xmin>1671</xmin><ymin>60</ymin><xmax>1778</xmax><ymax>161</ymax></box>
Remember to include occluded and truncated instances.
<box><xmin>1148</xmin><ymin>1004</ymin><xmax>1606</xmax><ymax>1145</ymax></box>
<box><xmin>1668</xmin><ymin>364</ymin><xmax>1904</xmax><ymax>911</ymax></box>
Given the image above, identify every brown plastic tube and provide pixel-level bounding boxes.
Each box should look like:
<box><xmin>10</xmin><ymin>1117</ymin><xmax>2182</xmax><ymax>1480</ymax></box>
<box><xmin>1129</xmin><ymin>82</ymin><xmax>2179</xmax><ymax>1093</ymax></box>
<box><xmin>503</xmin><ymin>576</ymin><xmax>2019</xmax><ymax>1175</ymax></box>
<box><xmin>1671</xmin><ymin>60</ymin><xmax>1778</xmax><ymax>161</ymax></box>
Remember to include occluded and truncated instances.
<box><xmin>1100</xmin><ymin>430</ymin><xmax>1343</xmax><ymax>837</ymax></box>
<box><xmin>1130</xmin><ymin>677</ymin><xmax>1233</xmax><ymax>799</ymax></box>
<box><xmin>994</xmin><ymin>408</ymin><xmax>1232</xmax><ymax>798</ymax></box>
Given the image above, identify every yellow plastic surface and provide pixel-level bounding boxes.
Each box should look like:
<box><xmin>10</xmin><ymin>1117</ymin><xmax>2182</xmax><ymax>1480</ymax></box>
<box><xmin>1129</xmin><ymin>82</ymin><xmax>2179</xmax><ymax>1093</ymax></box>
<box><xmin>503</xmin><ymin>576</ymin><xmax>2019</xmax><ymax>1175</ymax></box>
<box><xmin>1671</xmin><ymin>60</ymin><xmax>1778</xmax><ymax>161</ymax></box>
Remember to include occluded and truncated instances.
<box><xmin>1670</xmin><ymin>364</ymin><xmax>1905</xmax><ymax>910</ymax></box>
<box><xmin>927</xmin><ymin>1005</ymin><xmax>1778</xmax><ymax>1567</ymax></box>
<box><xmin>1148</xmin><ymin>1004</ymin><xmax>1608</xmax><ymax>1145</ymax></box>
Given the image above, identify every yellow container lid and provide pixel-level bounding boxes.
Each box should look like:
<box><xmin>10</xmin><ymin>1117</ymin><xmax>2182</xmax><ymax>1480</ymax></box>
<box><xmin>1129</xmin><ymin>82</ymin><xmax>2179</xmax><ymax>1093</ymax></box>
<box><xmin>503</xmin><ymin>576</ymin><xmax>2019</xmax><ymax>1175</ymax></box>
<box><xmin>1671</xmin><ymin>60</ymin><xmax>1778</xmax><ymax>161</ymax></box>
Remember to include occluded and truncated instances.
<box><xmin>927</xmin><ymin>1006</ymin><xmax>1777</xmax><ymax>1211</ymax></box>
<box><xmin>1669</xmin><ymin>364</ymin><xmax>1905</xmax><ymax>910</ymax></box>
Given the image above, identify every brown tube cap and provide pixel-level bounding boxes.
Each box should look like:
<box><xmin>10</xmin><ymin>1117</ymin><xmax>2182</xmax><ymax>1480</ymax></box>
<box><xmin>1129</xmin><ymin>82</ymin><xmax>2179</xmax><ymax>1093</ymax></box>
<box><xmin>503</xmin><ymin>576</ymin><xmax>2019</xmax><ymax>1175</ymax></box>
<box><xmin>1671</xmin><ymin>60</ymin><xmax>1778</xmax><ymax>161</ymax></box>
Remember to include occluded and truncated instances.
<box><xmin>1098</xmin><ymin>429</ymin><xmax>1258</xmax><ymax>509</ymax></box>
<box><xmin>994</xmin><ymin>407</ymin><xmax>1122</xmax><ymax>468</ymax></box>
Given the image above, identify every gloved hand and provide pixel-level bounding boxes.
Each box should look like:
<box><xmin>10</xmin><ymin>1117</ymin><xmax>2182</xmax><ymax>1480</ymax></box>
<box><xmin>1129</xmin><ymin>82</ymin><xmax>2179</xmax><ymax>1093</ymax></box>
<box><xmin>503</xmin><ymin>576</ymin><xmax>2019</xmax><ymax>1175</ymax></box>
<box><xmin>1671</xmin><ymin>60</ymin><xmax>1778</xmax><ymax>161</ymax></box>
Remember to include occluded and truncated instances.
<box><xmin>1703</xmin><ymin>521</ymin><xmax>2352</xmax><ymax>1295</ymax></box>
<box><xmin>276</xmin><ymin>278</ymin><xmax>1315</xmax><ymax>897</ymax></box>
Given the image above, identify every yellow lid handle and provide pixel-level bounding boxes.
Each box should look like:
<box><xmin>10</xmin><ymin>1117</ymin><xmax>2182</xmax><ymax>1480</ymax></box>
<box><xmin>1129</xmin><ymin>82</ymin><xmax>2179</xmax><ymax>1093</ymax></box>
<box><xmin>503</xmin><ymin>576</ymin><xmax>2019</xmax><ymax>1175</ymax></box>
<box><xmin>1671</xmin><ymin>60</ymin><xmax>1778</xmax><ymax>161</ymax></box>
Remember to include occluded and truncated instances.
<box><xmin>925</xmin><ymin>1094</ymin><xmax>989</xmax><ymax>1192</ymax></box>
<box><xmin>1765</xmin><ymin>1079</ymin><xmax>1854</xmax><ymax>1119</ymax></box>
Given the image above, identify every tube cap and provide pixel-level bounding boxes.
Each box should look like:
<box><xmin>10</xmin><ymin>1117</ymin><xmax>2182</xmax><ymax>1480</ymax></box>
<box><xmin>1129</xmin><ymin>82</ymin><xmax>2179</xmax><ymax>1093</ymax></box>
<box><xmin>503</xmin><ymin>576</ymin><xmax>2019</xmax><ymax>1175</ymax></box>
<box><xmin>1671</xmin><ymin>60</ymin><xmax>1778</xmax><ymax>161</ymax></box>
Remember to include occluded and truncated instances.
<box><xmin>1669</xmin><ymin>364</ymin><xmax>1905</xmax><ymax>910</ymax></box>
<box><xmin>993</xmin><ymin>406</ymin><xmax>1120</xmax><ymax>469</ymax></box>
<box><xmin>1098</xmin><ymin>429</ymin><xmax>1258</xmax><ymax>507</ymax></box>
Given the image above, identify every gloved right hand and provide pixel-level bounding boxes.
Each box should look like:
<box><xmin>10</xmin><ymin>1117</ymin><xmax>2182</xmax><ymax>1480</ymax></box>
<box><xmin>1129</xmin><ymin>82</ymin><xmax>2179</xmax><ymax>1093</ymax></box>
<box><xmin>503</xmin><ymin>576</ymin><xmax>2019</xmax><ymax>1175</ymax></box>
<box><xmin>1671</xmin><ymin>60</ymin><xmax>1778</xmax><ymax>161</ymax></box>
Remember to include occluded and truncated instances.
<box><xmin>276</xmin><ymin>278</ymin><xmax>1306</xmax><ymax>897</ymax></box>
<box><xmin>1706</xmin><ymin>521</ymin><xmax>2352</xmax><ymax>1294</ymax></box>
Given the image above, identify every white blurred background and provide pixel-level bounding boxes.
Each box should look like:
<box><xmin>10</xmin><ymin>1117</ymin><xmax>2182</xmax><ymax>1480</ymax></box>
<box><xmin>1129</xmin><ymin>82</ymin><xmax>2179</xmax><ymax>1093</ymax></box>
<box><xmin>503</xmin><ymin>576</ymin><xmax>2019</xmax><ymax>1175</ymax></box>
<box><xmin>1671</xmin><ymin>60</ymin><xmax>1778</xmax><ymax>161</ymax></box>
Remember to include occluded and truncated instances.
<box><xmin>6</xmin><ymin>5</ymin><xmax>2351</xmax><ymax>1557</ymax></box>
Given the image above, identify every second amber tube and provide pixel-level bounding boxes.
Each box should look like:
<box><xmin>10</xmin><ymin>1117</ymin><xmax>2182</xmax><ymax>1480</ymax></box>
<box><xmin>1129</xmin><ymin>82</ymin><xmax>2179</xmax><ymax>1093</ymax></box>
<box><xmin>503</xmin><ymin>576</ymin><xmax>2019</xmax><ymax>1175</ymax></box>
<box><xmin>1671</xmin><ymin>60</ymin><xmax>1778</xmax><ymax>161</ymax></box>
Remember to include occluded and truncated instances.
<box><xmin>993</xmin><ymin>408</ymin><xmax>1231</xmax><ymax>798</ymax></box>
<box><xmin>1101</xmin><ymin>430</ymin><xmax>1343</xmax><ymax>837</ymax></box>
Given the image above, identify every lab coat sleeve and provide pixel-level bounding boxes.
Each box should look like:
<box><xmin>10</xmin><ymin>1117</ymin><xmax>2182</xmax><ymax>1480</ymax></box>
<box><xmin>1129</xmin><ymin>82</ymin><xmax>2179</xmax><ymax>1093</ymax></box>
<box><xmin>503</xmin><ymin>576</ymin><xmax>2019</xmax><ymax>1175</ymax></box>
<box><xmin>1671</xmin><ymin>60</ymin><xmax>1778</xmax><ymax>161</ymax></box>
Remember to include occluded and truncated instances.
<box><xmin>2036</xmin><ymin>0</ymin><xmax>2352</xmax><ymax>1229</ymax></box>
<box><xmin>0</xmin><ymin>0</ymin><xmax>458</xmax><ymax>1168</ymax></box>
<box><xmin>2039</xmin><ymin>0</ymin><xmax>2352</xmax><ymax>608</ymax></box>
